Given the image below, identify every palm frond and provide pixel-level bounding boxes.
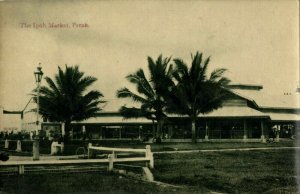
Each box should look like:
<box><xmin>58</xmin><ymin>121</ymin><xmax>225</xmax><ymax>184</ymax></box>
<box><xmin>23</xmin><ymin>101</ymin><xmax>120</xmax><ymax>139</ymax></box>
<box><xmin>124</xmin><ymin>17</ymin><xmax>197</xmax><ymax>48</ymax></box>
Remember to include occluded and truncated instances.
<box><xmin>126</xmin><ymin>69</ymin><xmax>155</xmax><ymax>99</ymax></box>
<box><xmin>168</xmin><ymin>51</ymin><xmax>231</xmax><ymax>119</ymax></box>
<box><xmin>209</xmin><ymin>68</ymin><xmax>227</xmax><ymax>81</ymax></box>
<box><xmin>116</xmin><ymin>88</ymin><xmax>148</xmax><ymax>104</ymax></box>
<box><xmin>34</xmin><ymin>65</ymin><xmax>104</xmax><ymax>123</ymax></box>
<box><xmin>118</xmin><ymin>55</ymin><xmax>174</xmax><ymax>123</ymax></box>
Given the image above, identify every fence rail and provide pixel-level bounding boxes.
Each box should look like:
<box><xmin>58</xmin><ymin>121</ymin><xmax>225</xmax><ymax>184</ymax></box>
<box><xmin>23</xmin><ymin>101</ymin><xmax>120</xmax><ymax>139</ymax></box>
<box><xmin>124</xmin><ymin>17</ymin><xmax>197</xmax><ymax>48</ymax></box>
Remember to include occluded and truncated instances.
<box><xmin>0</xmin><ymin>144</ymin><xmax>154</xmax><ymax>175</ymax></box>
<box><xmin>88</xmin><ymin>145</ymin><xmax>147</xmax><ymax>153</ymax></box>
<box><xmin>87</xmin><ymin>143</ymin><xmax>154</xmax><ymax>170</ymax></box>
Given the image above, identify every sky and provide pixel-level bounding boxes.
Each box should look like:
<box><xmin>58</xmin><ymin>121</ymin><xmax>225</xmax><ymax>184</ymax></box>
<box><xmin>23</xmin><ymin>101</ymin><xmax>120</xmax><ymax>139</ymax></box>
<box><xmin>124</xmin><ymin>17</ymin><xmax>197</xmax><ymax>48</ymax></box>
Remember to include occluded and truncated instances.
<box><xmin>0</xmin><ymin>0</ymin><xmax>299</xmax><ymax>115</ymax></box>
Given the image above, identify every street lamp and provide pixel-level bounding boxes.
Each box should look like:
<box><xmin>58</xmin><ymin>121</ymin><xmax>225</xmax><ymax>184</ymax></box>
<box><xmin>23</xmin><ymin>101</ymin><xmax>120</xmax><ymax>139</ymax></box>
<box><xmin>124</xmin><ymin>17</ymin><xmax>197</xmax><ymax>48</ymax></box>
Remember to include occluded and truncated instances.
<box><xmin>34</xmin><ymin>63</ymin><xmax>43</xmax><ymax>134</ymax></box>
<box><xmin>33</xmin><ymin>63</ymin><xmax>43</xmax><ymax>161</ymax></box>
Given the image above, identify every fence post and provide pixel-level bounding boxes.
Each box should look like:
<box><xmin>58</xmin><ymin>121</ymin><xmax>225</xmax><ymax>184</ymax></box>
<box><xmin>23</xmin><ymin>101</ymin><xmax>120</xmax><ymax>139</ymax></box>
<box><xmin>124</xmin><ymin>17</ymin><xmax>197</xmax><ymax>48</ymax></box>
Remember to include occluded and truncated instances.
<box><xmin>149</xmin><ymin>152</ymin><xmax>154</xmax><ymax>169</ymax></box>
<box><xmin>33</xmin><ymin>140</ymin><xmax>40</xmax><ymax>160</ymax></box>
<box><xmin>16</xmin><ymin>140</ymin><xmax>22</xmax><ymax>152</ymax></box>
<box><xmin>4</xmin><ymin>139</ymin><xmax>9</xmax><ymax>149</ymax></box>
<box><xmin>146</xmin><ymin>145</ymin><xmax>154</xmax><ymax>169</ymax></box>
<box><xmin>108</xmin><ymin>154</ymin><xmax>114</xmax><ymax>171</ymax></box>
<box><xmin>87</xmin><ymin>143</ymin><xmax>92</xmax><ymax>159</ymax></box>
<box><xmin>18</xmin><ymin>165</ymin><xmax>25</xmax><ymax>175</ymax></box>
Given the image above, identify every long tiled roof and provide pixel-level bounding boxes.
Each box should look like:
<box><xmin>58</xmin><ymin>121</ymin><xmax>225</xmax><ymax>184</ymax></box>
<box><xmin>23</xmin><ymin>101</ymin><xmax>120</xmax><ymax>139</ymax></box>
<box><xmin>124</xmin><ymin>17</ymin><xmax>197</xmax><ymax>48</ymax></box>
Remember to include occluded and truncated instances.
<box><xmin>72</xmin><ymin>116</ymin><xmax>151</xmax><ymax>124</ymax></box>
<box><xmin>167</xmin><ymin>106</ymin><xmax>269</xmax><ymax>118</ymax></box>
<box><xmin>91</xmin><ymin>84</ymin><xmax>300</xmax><ymax>123</ymax></box>
<box><xmin>201</xmin><ymin>106</ymin><xmax>269</xmax><ymax>118</ymax></box>
<box><xmin>268</xmin><ymin>112</ymin><xmax>300</xmax><ymax>122</ymax></box>
<box><xmin>229</xmin><ymin>88</ymin><xmax>300</xmax><ymax>109</ymax></box>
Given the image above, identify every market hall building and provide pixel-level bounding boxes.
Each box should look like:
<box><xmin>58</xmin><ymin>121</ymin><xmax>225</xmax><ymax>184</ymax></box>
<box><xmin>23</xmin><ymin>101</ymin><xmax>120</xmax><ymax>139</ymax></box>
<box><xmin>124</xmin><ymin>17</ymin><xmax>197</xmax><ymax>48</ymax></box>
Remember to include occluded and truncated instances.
<box><xmin>3</xmin><ymin>84</ymin><xmax>299</xmax><ymax>142</ymax></box>
<box><xmin>38</xmin><ymin>84</ymin><xmax>300</xmax><ymax>142</ymax></box>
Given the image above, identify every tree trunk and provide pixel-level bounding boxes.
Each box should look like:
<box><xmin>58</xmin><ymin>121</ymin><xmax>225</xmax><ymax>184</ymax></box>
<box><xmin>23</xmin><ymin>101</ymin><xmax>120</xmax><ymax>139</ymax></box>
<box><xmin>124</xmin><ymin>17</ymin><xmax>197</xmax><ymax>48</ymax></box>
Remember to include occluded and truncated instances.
<box><xmin>63</xmin><ymin>121</ymin><xmax>71</xmax><ymax>143</ymax></box>
<box><xmin>192</xmin><ymin>119</ymin><xmax>197</xmax><ymax>143</ymax></box>
<box><xmin>157</xmin><ymin>119</ymin><xmax>165</xmax><ymax>137</ymax></box>
<box><xmin>156</xmin><ymin>119</ymin><xmax>164</xmax><ymax>143</ymax></box>
<box><xmin>156</xmin><ymin>120</ymin><xmax>161</xmax><ymax>138</ymax></box>
<box><xmin>152</xmin><ymin>120</ymin><xmax>156</xmax><ymax>138</ymax></box>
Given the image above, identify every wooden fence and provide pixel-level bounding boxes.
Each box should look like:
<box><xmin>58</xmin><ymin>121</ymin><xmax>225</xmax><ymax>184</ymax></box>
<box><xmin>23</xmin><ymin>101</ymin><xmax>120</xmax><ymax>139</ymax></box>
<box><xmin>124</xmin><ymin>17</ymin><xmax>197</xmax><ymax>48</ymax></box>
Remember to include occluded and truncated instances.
<box><xmin>0</xmin><ymin>144</ymin><xmax>154</xmax><ymax>175</ymax></box>
<box><xmin>87</xmin><ymin>143</ymin><xmax>154</xmax><ymax>170</ymax></box>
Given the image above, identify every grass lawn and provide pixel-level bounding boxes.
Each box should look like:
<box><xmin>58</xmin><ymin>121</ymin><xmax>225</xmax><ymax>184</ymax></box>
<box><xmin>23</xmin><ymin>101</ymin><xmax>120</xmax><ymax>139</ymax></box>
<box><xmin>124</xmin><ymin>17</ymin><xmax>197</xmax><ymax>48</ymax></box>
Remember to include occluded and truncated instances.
<box><xmin>1</xmin><ymin>172</ymin><xmax>204</xmax><ymax>194</ymax></box>
<box><xmin>153</xmin><ymin>149</ymin><xmax>299</xmax><ymax>193</ymax></box>
<box><xmin>1</xmin><ymin>148</ymin><xmax>299</xmax><ymax>193</ymax></box>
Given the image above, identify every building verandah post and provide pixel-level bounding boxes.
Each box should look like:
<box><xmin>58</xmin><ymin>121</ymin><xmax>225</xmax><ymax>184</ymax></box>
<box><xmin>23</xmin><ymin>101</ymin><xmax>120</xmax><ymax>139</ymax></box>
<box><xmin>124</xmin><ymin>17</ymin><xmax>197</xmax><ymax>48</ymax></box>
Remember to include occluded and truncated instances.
<box><xmin>119</xmin><ymin>127</ymin><xmax>122</xmax><ymax>139</ymax></box>
<box><xmin>275</xmin><ymin>124</ymin><xmax>280</xmax><ymax>142</ymax></box>
<box><xmin>61</xmin><ymin>123</ymin><xmax>66</xmax><ymax>137</ymax></box>
<box><xmin>261</xmin><ymin>119</ymin><xmax>266</xmax><ymax>143</ymax></box>
<box><xmin>205</xmin><ymin>121</ymin><xmax>209</xmax><ymax>141</ymax></box>
<box><xmin>99</xmin><ymin>126</ymin><xmax>103</xmax><ymax>140</ymax></box>
<box><xmin>243</xmin><ymin>119</ymin><xmax>248</xmax><ymax>141</ymax></box>
<box><xmin>167</xmin><ymin>125</ymin><xmax>173</xmax><ymax>139</ymax></box>
<box><xmin>138</xmin><ymin>126</ymin><xmax>142</xmax><ymax>140</ymax></box>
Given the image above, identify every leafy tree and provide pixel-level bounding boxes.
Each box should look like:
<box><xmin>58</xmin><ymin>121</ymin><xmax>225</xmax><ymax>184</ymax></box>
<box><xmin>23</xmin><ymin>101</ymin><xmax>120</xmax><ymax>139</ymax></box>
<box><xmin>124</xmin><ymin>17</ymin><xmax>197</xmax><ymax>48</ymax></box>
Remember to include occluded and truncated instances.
<box><xmin>167</xmin><ymin>52</ymin><xmax>230</xmax><ymax>143</ymax></box>
<box><xmin>116</xmin><ymin>55</ymin><xmax>174</xmax><ymax>140</ymax></box>
<box><xmin>34</xmin><ymin>65</ymin><xmax>105</xmax><ymax>141</ymax></box>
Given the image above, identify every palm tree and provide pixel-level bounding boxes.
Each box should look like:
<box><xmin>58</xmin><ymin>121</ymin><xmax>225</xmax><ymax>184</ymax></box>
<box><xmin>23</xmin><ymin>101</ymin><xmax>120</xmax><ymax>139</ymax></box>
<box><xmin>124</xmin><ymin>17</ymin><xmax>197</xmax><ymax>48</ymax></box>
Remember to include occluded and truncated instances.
<box><xmin>167</xmin><ymin>52</ymin><xmax>230</xmax><ymax>143</ymax></box>
<box><xmin>34</xmin><ymin>65</ymin><xmax>105</xmax><ymax>140</ymax></box>
<box><xmin>116</xmin><ymin>55</ymin><xmax>174</xmax><ymax>140</ymax></box>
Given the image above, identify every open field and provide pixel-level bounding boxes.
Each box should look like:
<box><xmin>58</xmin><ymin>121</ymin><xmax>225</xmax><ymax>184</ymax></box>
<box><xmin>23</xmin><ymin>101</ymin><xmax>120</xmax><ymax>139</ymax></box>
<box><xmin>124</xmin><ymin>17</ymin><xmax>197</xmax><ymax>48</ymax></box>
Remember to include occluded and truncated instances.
<box><xmin>1</xmin><ymin>148</ymin><xmax>299</xmax><ymax>193</ymax></box>
<box><xmin>1</xmin><ymin>172</ymin><xmax>201</xmax><ymax>194</ymax></box>
<box><xmin>154</xmin><ymin>149</ymin><xmax>299</xmax><ymax>193</ymax></box>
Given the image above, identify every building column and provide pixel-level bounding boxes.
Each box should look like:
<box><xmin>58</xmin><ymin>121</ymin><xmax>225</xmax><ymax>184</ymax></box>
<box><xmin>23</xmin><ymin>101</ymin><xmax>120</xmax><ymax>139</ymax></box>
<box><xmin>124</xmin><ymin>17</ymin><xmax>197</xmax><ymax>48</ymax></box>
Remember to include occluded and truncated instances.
<box><xmin>261</xmin><ymin>120</ymin><xmax>266</xmax><ymax>143</ymax></box>
<box><xmin>243</xmin><ymin>119</ymin><xmax>248</xmax><ymax>141</ymax></box>
<box><xmin>119</xmin><ymin>127</ymin><xmax>122</xmax><ymax>139</ymax></box>
<box><xmin>62</xmin><ymin>123</ymin><xmax>66</xmax><ymax>137</ymax></box>
<box><xmin>71</xmin><ymin>127</ymin><xmax>74</xmax><ymax>140</ymax></box>
<box><xmin>82</xmin><ymin>125</ymin><xmax>86</xmax><ymax>140</ymax></box>
<box><xmin>168</xmin><ymin>125</ymin><xmax>172</xmax><ymax>139</ymax></box>
<box><xmin>138</xmin><ymin>126</ymin><xmax>142</xmax><ymax>140</ymax></box>
<box><xmin>102</xmin><ymin>127</ymin><xmax>105</xmax><ymax>139</ymax></box>
<box><xmin>99</xmin><ymin>127</ymin><xmax>103</xmax><ymax>140</ymax></box>
<box><xmin>275</xmin><ymin>124</ymin><xmax>280</xmax><ymax>142</ymax></box>
<box><xmin>205</xmin><ymin>122</ymin><xmax>209</xmax><ymax>141</ymax></box>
